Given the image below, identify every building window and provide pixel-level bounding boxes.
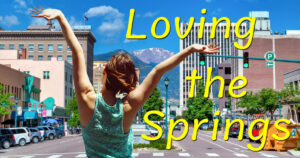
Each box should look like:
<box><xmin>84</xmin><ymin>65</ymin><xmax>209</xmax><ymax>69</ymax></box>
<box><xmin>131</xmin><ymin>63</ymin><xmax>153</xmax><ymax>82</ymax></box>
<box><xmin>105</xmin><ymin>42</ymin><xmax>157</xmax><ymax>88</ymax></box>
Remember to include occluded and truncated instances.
<box><xmin>28</xmin><ymin>55</ymin><xmax>34</xmax><ymax>59</ymax></box>
<box><xmin>9</xmin><ymin>44</ymin><xmax>14</xmax><ymax>50</ymax></box>
<box><xmin>67</xmin><ymin>55</ymin><xmax>72</xmax><ymax>63</ymax></box>
<box><xmin>65</xmin><ymin>72</ymin><xmax>68</xmax><ymax>82</ymax></box>
<box><xmin>225</xmin><ymin>67</ymin><xmax>231</xmax><ymax>75</ymax></box>
<box><xmin>67</xmin><ymin>46</ymin><xmax>71</xmax><ymax>52</ymax></box>
<box><xmin>0</xmin><ymin>44</ymin><xmax>4</xmax><ymax>50</ymax></box>
<box><xmin>43</xmin><ymin>71</ymin><xmax>50</xmax><ymax>79</ymax></box>
<box><xmin>38</xmin><ymin>55</ymin><xmax>43</xmax><ymax>60</ymax></box>
<box><xmin>38</xmin><ymin>44</ymin><xmax>44</xmax><ymax>51</ymax></box>
<box><xmin>19</xmin><ymin>44</ymin><xmax>24</xmax><ymax>51</ymax></box>
<box><xmin>29</xmin><ymin>44</ymin><xmax>34</xmax><ymax>52</ymax></box>
<box><xmin>57</xmin><ymin>55</ymin><xmax>63</xmax><ymax>61</ymax></box>
<box><xmin>58</xmin><ymin>44</ymin><xmax>63</xmax><ymax>52</ymax></box>
<box><xmin>47</xmin><ymin>55</ymin><xmax>52</xmax><ymax>60</ymax></box>
<box><xmin>48</xmin><ymin>44</ymin><xmax>53</xmax><ymax>52</ymax></box>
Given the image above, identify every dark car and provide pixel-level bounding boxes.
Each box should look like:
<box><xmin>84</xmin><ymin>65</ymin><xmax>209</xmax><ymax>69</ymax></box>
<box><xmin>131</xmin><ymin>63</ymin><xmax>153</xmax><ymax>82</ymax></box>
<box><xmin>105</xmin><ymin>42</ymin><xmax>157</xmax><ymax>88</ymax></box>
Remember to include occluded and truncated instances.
<box><xmin>229</xmin><ymin>123</ymin><xmax>247</xmax><ymax>138</ymax></box>
<box><xmin>173</xmin><ymin>124</ymin><xmax>181</xmax><ymax>131</ymax></box>
<box><xmin>55</xmin><ymin>128</ymin><xmax>65</xmax><ymax>139</ymax></box>
<box><xmin>0</xmin><ymin>128</ymin><xmax>15</xmax><ymax>149</ymax></box>
<box><xmin>249</xmin><ymin>124</ymin><xmax>260</xmax><ymax>143</ymax></box>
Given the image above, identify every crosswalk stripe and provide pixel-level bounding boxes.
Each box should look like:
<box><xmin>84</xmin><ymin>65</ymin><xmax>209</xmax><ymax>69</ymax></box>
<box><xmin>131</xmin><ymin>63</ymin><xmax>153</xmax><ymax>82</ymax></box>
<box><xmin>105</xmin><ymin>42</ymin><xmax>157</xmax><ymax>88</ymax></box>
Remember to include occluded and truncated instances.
<box><xmin>234</xmin><ymin>153</ymin><xmax>248</xmax><ymax>157</ymax></box>
<box><xmin>132</xmin><ymin>153</ymin><xmax>139</xmax><ymax>157</ymax></box>
<box><xmin>178</xmin><ymin>153</ymin><xmax>191</xmax><ymax>157</ymax></box>
<box><xmin>260</xmin><ymin>154</ymin><xmax>277</xmax><ymax>158</ymax></box>
<box><xmin>153</xmin><ymin>152</ymin><xmax>164</xmax><ymax>156</ymax></box>
<box><xmin>47</xmin><ymin>155</ymin><xmax>62</xmax><ymax>158</ymax></box>
<box><xmin>206</xmin><ymin>153</ymin><xmax>220</xmax><ymax>157</ymax></box>
<box><xmin>75</xmin><ymin>154</ymin><xmax>87</xmax><ymax>157</ymax></box>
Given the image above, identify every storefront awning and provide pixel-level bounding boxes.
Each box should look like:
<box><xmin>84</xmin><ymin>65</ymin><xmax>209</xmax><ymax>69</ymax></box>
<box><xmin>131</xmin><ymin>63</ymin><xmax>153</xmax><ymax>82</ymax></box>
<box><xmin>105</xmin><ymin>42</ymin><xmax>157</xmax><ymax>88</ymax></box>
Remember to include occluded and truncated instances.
<box><xmin>53</xmin><ymin>106</ymin><xmax>69</xmax><ymax>118</ymax></box>
<box><xmin>11</xmin><ymin>110</ymin><xmax>38</xmax><ymax>121</ymax></box>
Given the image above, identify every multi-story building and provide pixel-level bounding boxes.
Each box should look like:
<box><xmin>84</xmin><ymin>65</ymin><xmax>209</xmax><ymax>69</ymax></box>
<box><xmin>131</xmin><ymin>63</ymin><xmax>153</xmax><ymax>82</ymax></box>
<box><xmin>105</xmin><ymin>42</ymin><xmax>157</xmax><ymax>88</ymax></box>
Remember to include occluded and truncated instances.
<box><xmin>179</xmin><ymin>22</ymin><xmax>247</xmax><ymax>112</ymax></box>
<box><xmin>0</xmin><ymin>50</ymin><xmax>73</xmax><ymax>108</ymax></box>
<box><xmin>0</xmin><ymin>23</ymin><xmax>96</xmax><ymax>83</ymax></box>
<box><xmin>231</xmin><ymin>33</ymin><xmax>300</xmax><ymax>112</ymax></box>
<box><xmin>0</xmin><ymin>63</ymin><xmax>41</xmax><ymax>127</ymax></box>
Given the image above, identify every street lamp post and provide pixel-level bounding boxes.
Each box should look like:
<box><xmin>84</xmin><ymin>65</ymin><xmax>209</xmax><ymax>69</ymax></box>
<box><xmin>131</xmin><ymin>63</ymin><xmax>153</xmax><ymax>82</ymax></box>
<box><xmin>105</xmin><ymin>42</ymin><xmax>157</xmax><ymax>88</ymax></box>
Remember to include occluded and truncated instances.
<box><xmin>14</xmin><ymin>98</ymin><xmax>19</xmax><ymax>128</ymax></box>
<box><xmin>278</xmin><ymin>95</ymin><xmax>281</xmax><ymax>119</ymax></box>
<box><xmin>164</xmin><ymin>77</ymin><xmax>169</xmax><ymax>139</ymax></box>
<box><xmin>40</xmin><ymin>102</ymin><xmax>44</xmax><ymax>126</ymax></box>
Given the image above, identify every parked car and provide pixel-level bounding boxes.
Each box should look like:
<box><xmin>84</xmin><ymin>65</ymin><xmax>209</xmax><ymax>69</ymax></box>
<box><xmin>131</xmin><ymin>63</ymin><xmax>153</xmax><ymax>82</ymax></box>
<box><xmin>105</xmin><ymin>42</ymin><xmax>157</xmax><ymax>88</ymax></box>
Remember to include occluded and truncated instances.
<box><xmin>145</xmin><ymin>125</ymin><xmax>158</xmax><ymax>137</ymax></box>
<box><xmin>9</xmin><ymin>128</ymin><xmax>31</xmax><ymax>146</ymax></box>
<box><xmin>37</xmin><ymin>126</ymin><xmax>56</xmax><ymax>140</ymax></box>
<box><xmin>249</xmin><ymin>124</ymin><xmax>260</xmax><ymax>143</ymax></box>
<box><xmin>229</xmin><ymin>124</ymin><xmax>248</xmax><ymax>138</ymax></box>
<box><xmin>55</xmin><ymin>128</ymin><xmax>65</xmax><ymax>139</ymax></box>
<box><xmin>173</xmin><ymin>124</ymin><xmax>181</xmax><ymax>131</ymax></box>
<box><xmin>27</xmin><ymin>127</ymin><xmax>43</xmax><ymax>143</ymax></box>
<box><xmin>36</xmin><ymin>127</ymin><xmax>46</xmax><ymax>140</ymax></box>
<box><xmin>0</xmin><ymin>128</ymin><xmax>15</xmax><ymax>149</ymax></box>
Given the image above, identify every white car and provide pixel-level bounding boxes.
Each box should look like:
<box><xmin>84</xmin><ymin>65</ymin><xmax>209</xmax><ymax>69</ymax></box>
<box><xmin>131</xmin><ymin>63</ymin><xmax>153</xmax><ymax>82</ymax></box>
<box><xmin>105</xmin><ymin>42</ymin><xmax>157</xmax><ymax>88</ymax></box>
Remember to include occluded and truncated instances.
<box><xmin>9</xmin><ymin>128</ymin><xmax>31</xmax><ymax>146</ymax></box>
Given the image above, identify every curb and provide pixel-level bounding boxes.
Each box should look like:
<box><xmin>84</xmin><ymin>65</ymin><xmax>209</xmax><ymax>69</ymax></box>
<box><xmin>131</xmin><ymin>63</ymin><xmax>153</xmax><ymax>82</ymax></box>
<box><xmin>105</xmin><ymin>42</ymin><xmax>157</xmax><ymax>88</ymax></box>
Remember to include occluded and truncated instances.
<box><xmin>288</xmin><ymin>150</ymin><xmax>300</xmax><ymax>157</ymax></box>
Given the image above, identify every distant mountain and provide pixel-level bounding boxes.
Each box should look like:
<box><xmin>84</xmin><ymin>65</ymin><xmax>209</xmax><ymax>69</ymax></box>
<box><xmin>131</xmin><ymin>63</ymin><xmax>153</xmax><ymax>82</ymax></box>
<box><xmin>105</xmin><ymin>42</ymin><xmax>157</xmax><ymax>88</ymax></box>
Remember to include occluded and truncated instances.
<box><xmin>94</xmin><ymin>49</ymin><xmax>179</xmax><ymax>104</ymax></box>
<box><xmin>129</xmin><ymin>48</ymin><xmax>175</xmax><ymax>64</ymax></box>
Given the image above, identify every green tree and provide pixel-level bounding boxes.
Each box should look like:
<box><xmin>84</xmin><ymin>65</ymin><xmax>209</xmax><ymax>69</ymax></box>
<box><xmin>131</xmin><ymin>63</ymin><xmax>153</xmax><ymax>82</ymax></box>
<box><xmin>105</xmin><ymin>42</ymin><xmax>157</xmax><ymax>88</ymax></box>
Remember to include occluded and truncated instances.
<box><xmin>185</xmin><ymin>81</ymin><xmax>213</xmax><ymax>122</ymax></box>
<box><xmin>259</xmin><ymin>88</ymin><xmax>278</xmax><ymax>119</ymax></box>
<box><xmin>237</xmin><ymin>91</ymin><xmax>261</xmax><ymax>115</ymax></box>
<box><xmin>0</xmin><ymin>85</ymin><xmax>13</xmax><ymax>117</ymax></box>
<box><xmin>142</xmin><ymin>87</ymin><xmax>164</xmax><ymax>121</ymax></box>
<box><xmin>65</xmin><ymin>92</ymin><xmax>80</xmax><ymax>127</ymax></box>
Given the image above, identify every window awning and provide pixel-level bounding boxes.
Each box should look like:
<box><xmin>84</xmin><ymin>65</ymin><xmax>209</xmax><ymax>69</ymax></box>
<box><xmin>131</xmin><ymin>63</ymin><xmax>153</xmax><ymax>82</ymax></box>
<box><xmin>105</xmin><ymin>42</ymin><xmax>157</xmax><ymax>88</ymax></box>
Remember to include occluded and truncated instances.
<box><xmin>53</xmin><ymin>106</ymin><xmax>69</xmax><ymax>118</ymax></box>
<box><xmin>11</xmin><ymin>110</ymin><xmax>38</xmax><ymax>121</ymax></box>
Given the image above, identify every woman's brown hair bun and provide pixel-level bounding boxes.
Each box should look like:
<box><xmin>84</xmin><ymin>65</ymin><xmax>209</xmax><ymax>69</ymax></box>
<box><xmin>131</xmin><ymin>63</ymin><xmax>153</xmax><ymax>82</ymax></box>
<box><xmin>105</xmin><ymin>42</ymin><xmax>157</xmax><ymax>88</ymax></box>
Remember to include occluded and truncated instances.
<box><xmin>104</xmin><ymin>53</ymin><xmax>138</xmax><ymax>94</ymax></box>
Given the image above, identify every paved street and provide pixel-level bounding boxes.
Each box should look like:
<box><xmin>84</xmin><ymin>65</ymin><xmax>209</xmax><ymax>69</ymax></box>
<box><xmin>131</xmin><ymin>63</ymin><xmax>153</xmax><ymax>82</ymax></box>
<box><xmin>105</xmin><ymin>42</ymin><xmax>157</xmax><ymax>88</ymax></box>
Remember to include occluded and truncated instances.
<box><xmin>0</xmin><ymin>130</ymin><xmax>295</xmax><ymax>158</ymax></box>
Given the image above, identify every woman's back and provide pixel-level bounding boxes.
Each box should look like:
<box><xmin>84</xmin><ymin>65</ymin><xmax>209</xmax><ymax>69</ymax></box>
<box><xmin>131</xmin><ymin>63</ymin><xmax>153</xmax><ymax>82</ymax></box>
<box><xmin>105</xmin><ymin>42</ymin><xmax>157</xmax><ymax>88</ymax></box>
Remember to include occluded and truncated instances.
<box><xmin>82</xmin><ymin>92</ymin><xmax>133</xmax><ymax>158</ymax></box>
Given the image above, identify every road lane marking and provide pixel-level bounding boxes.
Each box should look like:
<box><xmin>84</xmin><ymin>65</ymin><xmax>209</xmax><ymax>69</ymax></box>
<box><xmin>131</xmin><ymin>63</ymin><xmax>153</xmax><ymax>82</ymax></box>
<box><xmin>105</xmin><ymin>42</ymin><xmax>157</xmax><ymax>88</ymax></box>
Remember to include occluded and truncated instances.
<box><xmin>75</xmin><ymin>154</ymin><xmax>87</xmax><ymax>157</ymax></box>
<box><xmin>46</xmin><ymin>155</ymin><xmax>62</xmax><ymax>158</ymax></box>
<box><xmin>206</xmin><ymin>153</ymin><xmax>220</xmax><ymax>157</ymax></box>
<box><xmin>153</xmin><ymin>153</ymin><xmax>164</xmax><ymax>156</ymax></box>
<box><xmin>193</xmin><ymin>134</ymin><xmax>236</xmax><ymax>153</ymax></box>
<box><xmin>234</xmin><ymin>153</ymin><xmax>248</xmax><ymax>157</ymax></box>
<box><xmin>198</xmin><ymin>133</ymin><xmax>248</xmax><ymax>150</ymax></box>
<box><xmin>260</xmin><ymin>153</ymin><xmax>278</xmax><ymax>157</ymax></box>
<box><xmin>178</xmin><ymin>153</ymin><xmax>191</xmax><ymax>157</ymax></box>
<box><xmin>132</xmin><ymin>153</ymin><xmax>139</xmax><ymax>157</ymax></box>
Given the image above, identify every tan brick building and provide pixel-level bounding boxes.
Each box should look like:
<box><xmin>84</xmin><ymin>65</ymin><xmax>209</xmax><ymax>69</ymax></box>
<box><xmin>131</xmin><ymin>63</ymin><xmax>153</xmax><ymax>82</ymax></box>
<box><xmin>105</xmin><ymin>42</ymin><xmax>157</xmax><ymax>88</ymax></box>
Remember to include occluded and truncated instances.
<box><xmin>0</xmin><ymin>24</ymin><xmax>96</xmax><ymax>83</ymax></box>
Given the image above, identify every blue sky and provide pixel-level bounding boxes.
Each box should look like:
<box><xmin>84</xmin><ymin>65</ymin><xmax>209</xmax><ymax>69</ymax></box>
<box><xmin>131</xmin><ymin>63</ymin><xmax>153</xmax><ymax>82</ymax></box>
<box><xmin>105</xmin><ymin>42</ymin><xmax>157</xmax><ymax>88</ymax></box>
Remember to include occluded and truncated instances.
<box><xmin>0</xmin><ymin>0</ymin><xmax>300</xmax><ymax>55</ymax></box>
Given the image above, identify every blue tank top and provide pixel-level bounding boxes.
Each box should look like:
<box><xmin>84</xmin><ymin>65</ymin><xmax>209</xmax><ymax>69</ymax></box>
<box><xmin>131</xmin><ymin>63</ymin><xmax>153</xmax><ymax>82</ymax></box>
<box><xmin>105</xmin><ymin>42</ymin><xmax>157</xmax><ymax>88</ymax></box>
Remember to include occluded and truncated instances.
<box><xmin>82</xmin><ymin>92</ymin><xmax>133</xmax><ymax>158</ymax></box>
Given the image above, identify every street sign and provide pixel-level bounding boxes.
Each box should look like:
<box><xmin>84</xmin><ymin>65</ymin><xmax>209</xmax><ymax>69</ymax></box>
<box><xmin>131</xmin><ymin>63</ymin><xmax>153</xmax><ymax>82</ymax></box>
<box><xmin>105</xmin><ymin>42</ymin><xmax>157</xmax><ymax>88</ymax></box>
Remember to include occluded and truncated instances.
<box><xmin>266</xmin><ymin>62</ymin><xmax>274</xmax><ymax>67</ymax></box>
<box><xmin>291</xmin><ymin>127</ymin><xmax>297</xmax><ymax>138</ymax></box>
<box><xmin>264</xmin><ymin>51</ymin><xmax>276</xmax><ymax>61</ymax></box>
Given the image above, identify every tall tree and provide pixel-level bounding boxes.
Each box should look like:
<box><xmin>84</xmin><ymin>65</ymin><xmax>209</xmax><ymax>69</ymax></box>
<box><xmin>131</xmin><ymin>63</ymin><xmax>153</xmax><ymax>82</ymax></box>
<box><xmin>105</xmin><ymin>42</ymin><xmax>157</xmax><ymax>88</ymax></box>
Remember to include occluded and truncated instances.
<box><xmin>65</xmin><ymin>92</ymin><xmax>80</xmax><ymax>127</ymax></box>
<box><xmin>237</xmin><ymin>91</ymin><xmax>261</xmax><ymax>115</ymax></box>
<box><xmin>184</xmin><ymin>81</ymin><xmax>213</xmax><ymax>122</ymax></box>
<box><xmin>142</xmin><ymin>87</ymin><xmax>164</xmax><ymax>121</ymax></box>
<box><xmin>0</xmin><ymin>85</ymin><xmax>13</xmax><ymax>117</ymax></box>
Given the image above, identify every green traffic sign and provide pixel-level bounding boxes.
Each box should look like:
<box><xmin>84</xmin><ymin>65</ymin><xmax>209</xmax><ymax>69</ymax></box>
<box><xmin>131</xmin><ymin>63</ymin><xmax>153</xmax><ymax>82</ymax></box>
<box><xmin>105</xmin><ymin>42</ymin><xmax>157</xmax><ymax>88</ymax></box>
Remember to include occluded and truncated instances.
<box><xmin>266</xmin><ymin>62</ymin><xmax>274</xmax><ymax>67</ymax></box>
<box><xmin>264</xmin><ymin>51</ymin><xmax>276</xmax><ymax>61</ymax></box>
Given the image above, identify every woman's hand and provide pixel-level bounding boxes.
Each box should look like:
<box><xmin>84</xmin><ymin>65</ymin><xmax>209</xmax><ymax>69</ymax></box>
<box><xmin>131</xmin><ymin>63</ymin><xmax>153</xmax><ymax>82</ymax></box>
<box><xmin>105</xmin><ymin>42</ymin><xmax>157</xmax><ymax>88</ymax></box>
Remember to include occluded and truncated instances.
<box><xmin>188</xmin><ymin>42</ymin><xmax>220</xmax><ymax>54</ymax></box>
<box><xmin>30</xmin><ymin>5</ymin><xmax>62</xmax><ymax>21</ymax></box>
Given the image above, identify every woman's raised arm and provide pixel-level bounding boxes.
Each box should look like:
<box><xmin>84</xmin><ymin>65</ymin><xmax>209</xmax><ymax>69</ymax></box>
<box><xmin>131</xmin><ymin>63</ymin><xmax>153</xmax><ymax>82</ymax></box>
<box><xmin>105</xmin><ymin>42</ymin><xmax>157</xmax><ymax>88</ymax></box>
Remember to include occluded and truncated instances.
<box><xmin>129</xmin><ymin>43</ymin><xmax>220</xmax><ymax>111</ymax></box>
<box><xmin>30</xmin><ymin>6</ymin><xmax>96</xmax><ymax>126</ymax></box>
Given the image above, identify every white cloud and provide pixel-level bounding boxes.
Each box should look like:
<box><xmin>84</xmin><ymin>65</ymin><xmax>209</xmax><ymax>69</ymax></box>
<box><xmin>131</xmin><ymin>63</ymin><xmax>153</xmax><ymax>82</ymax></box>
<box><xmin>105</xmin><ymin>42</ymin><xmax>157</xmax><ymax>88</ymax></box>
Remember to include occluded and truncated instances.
<box><xmin>30</xmin><ymin>16</ymin><xmax>83</xmax><ymax>30</ymax></box>
<box><xmin>205</xmin><ymin>0</ymin><xmax>212</xmax><ymax>3</ymax></box>
<box><xmin>85</xmin><ymin>6</ymin><xmax>125</xmax><ymax>38</ymax></box>
<box><xmin>14</xmin><ymin>0</ymin><xmax>32</xmax><ymax>14</ymax></box>
<box><xmin>124</xmin><ymin>39</ymin><xmax>137</xmax><ymax>43</ymax></box>
<box><xmin>0</xmin><ymin>15</ymin><xmax>19</xmax><ymax>27</ymax></box>
<box><xmin>136</xmin><ymin>11</ymin><xmax>159</xmax><ymax>18</ymax></box>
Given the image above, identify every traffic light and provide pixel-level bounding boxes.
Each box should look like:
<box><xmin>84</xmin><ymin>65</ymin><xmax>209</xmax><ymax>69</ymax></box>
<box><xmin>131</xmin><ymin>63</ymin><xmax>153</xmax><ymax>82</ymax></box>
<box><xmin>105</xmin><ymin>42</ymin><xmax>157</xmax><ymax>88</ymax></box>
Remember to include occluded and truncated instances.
<box><xmin>243</xmin><ymin>52</ymin><xmax>249</xmax><ymax>68</ymax></box>
<box><xmin>200</xmin><ymin>54</ymin><xmax>205</xmax><ymax>66</ymax></box>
